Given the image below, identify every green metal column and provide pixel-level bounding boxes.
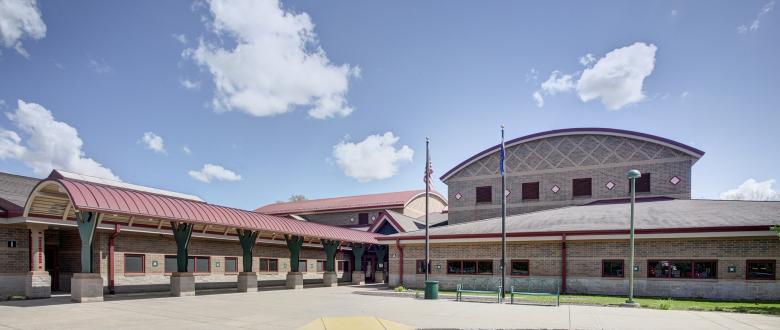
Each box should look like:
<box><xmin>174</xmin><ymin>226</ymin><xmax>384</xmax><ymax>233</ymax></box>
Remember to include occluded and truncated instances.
<box><xmin>322</xmin><ymin>240</ymin><xmax>340</xmax><ymax>272</ymax></box>
<box><xmin>237</xmin><ymin>229</ymin><xmax>258</xmax><ymax>272</ymax></box>
<box><xmin>171</xmin><ymin>222</ymin><xmax>194</xmax><ymax>272</ymax></box>
<box><xmin>285</xmin><ymin>235</ymin><xmax>304</xmax><ymax>272</ymax></box>
<box><xmin>352</xmin><ymin>244</ymin><xmax>367</xmax><ymax>271</ymax></box>
<box><xmin>375</xmin><ymin>245</ymin><xmax>387</xmax><ymax>264</ymax></box>
<box><xmin>75</xmin><ymin>211</ymin><xmax>100</xmax><ymax>273</ymax></box>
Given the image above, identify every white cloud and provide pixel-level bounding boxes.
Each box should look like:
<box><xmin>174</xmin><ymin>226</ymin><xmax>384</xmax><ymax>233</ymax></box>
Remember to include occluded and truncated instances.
<box><xmin>188</xmin><ymin>163</ymin><xmax>242</xmax><ymax>183</ymax></box>
<box><xmin>180</xmin><ymin>79</ymin><xmax>200</xmax><ymax>90</ymax></box>
<box><xmin>172</xmin><ymin>33</ymin><xmax>187</xmax><ymax>44</ymax></box>
<box><xmin>182</xmin><ymin>145</ymin><xmax>191</xmax><ymax>155</ymax></box>
<box><xmin>720</xmin><ymin>179</ymin><xmax>780</xmax><ymax>201</ymax></box>
<box><xmin>332</xmin><ymin>132</ymin><xmax>414</xmax><ymax>182</ymax></box>
<box><xmin>579</xmin><ymin>53</ymin><xmax>596</xmax><ymax>66</ymax></box>
<box><xmin>576</xmin><ymin>42</ymin><xmax>657</xmax><ymax>110</ymax></box>
<box><xmin>738</xmin><ymin>1</ymin><xmax>775</xmax><ymax>34</ymax></box>
<box><xmin>532</xmin><ymin>71</ymin><xmax>575</xmax><ymax>108</ymax></box>
<box><xmin>532</xmin><ymin>91</ymin><xmax>544</xmax><ymax>108</ymax></box>
<box><xmin>0</xmin><ymin>0</ymin><xmax>46</xmax><ymax>57</ymax></box>
<box><xmin>187</xmin><ymin>0</ymin><xmax>359</xmax><ymax>119</ymax></box>
<box><xmin>0</xmin><ymin>100</ymin><xmax>118</xmax><ymax>180</ymax></box>
<box><xmin>88</xmin><ymin>58</ymin><xmax>113</xmax><ymax>74</ymax></box>
<box><xmin>525</xmin><ymin>68</ymin><xmax>539</xmax><ymax>82</ymax></box>
<box><xmin>140</xmin><ymin>132</ymin><xmax>166</xmax><ymax>154</ymax></box>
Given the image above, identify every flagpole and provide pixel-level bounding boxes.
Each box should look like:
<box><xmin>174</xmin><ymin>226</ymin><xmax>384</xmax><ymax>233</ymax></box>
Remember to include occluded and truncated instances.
<box><xmin>425</xmin><ymin>137</ymin><xmax>430</xmax><ymax>283</ymax></box>
<box><xmin>500</xmin><ymin>125</ymin><xmax>507</xmax><ymax>303</ymax></box>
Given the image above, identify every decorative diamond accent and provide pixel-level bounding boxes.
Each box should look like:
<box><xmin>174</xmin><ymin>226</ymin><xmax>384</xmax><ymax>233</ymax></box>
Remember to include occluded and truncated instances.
<box><xmin>505</xmin><ymin>189</ymin><xmax>511</xmax><ymax>197</ymax></box>
<box><xmin>670</xmin><ymin>176</ymin><xmax>681</xmax><ymax>185</ymax></box>
<box><xmin>605</xmin><ymin>181</ymin><xmax>616</xmax><ymax>190</ymax></box>
<box><xmin>455</xmin><ymin>193</ymin><xmax>462</xmax><ymax>200</ymax></box>
<box><xmin>551</xmin><ymin>185</ymin><xmax>560</xmax><ymax>193</ymax></box>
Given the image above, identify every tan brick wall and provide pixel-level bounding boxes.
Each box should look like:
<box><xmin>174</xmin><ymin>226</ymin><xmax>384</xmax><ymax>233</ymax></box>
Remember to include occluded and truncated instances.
<box><xmin>0</xmin><ymin>225</ymin><xmax>29</xmax><ymax>274</ymax></box>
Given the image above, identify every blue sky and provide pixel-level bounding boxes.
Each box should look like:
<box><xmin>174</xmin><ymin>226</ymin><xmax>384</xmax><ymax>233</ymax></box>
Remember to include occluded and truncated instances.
<box><xmin>1</xmin><ymin>0</ymin><xmax>778</xmax><ymax>209</ymax></box>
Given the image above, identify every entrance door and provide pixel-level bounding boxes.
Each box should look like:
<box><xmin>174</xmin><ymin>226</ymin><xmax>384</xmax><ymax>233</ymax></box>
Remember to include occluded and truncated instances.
<box><xmin>44</xmin><ymin>246</ymin><xmax>60</xmax><ymax>291</ymax></box>
<box><xmin>363</xmin><ymin>255</ymin><xmax>376</xmax><ymax>283</ymax></box>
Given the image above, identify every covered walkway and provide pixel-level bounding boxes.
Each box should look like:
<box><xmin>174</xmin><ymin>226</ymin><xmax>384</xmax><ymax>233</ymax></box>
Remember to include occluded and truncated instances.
<box><xmin>18</xmin><ymin>170</ymin><xmax>381</xmax><ymax>302</ymax></box>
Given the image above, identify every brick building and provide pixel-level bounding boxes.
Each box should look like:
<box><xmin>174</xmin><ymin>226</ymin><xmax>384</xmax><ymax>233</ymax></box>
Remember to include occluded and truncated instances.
<box><xmin>380</xmin><ymin>128</ymin><xmax>779</xmax><ymax>300</ymax></box>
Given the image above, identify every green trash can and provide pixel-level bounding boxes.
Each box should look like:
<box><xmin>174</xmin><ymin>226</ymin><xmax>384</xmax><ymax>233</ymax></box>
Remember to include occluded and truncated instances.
<box><xmin>424</xmin><ymin>281</ymin><xmax>439</xmax><ymax>300</ymax></box>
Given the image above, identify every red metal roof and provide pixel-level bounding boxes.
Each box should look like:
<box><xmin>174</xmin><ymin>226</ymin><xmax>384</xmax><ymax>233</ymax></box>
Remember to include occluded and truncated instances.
<box><xmin>43</xmin><ymin>174</ymin><xmax>379</xmax><ymax>244</ymax></box>
<box><xmin>255</xmin><ymin>190</ymin><xmax>446</xmax><ymax>215</ymax></box>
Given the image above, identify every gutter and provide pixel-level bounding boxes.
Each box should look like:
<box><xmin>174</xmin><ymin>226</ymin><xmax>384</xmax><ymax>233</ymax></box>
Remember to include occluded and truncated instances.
<box><xmin>108</xmin><ymin>223</ymin><xmax>120</xmax><ymax>294</ymax></box>
<box><xmin>396</xmin><ymin>239</ymin><xmax>404</xmax><ymax>286</ymax></box>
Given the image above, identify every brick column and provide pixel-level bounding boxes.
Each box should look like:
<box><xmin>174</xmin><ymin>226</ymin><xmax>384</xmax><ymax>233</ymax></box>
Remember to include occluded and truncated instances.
<box><xmin>26</xmin><ymin>224</ymin><xmax>51</xmax><ymax>299</ymax></box>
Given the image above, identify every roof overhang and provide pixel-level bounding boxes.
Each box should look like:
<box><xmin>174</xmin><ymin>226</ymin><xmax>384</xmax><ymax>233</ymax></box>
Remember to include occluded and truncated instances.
<box><xmin>440</xmin><ymin>128</ymin><xmax>706</xmax><ymax>182</ymax></box>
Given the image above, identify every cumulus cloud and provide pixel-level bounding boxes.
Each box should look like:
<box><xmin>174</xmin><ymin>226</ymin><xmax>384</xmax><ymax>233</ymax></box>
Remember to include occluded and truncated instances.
<box><xmin>0</xmin><ymin>0</ymin><xmax>46</xmax><ymax>57</ymax></box>
<box><xmin>188</xmin><ymin>163</ymin><xmax>242</xmax><ymax>183</ymax></box>
<box><xmin>140</xmin><ymin>132</ymin><xmax>166</xmax><ymax>154</ymax></box>
<box><xmin>720</xmin><ymin>179</ymin><xmax>780</xmax><ymax>201</ymax></box>
<box><xmin>532</xmin><ymin>91</ymin><xmax>544</xmax><ymax>108</ymax></box>
<box><xmin>0</xmin><ymin>100</ymin><xmax>118</xmax><ymax>180</ymax></box>
<box><xmin>172</xmin><ymin>33</ymin><xmax>187</xmax><ymax>44</ymax></box>
<box><xmin>532</xmin><ymin>71</ymin><xmax>575</xmax><ymax>108</ymax></box>
<box><xmin>332</xmin><ymin>132</ymin><xmax>414</xmax><ymax>182</ymax></box>
<box><xmin>579</xmin><ymin>53</ymin><xmax>596</xmax><ymax>66</ymax></box>
<box><xmin>180</xmin><ymin>79</ymin><xmax>200</xmax><ymax>90</ymax></box>
<box><xmin>576</xmin><ymin>42</ymin><xmax>657</xmax><ymax>110</ymax></box>
<box><xmin>182</xmin><ymin>145</ymin><xmax>191</xmax><ymax>155</ymax></box>
<box><xmin>187</xmin><ymin>0</ymin><xmax>359</xmax><ymax>119</ymax></box>
<box><xmin>738</xmin><ymin>1</ymin><xmax>775</xmax><ymax>34</ymax></box>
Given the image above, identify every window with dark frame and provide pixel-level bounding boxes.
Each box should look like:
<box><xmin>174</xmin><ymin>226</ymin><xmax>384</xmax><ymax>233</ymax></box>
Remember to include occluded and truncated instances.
<box><xmin>475</xmin><ymin>186</ymin><xmax>492</xmax><ymax>203</ymax></box>
<box><xmin>747</xmin><ymin>260</ymin><xmax>775</xmax><ymax>280</ymax></box>
<box><xmin>358</xmin><ymin>213</ymin><xmax>369</xmax><ymax>225</ymax></box>
<box><xmin>511</xmin><ymin>260</ymin><xmax>529</xmax><ymax>276</ymax></box>
<box><xmin>337</xmin><ymin>260</ymin><xmax>350</xmax><ymax>272</ymax></box>
<box><xmin>259</xmin><ymin>258</ymin><xmax>278</xmax><ymax>272</ymax></box>
<box><xmin>647</xmin><ymin>260</ymin><xmax>717</xmax><ymax>279</ymax></box>
<box><xmin>124</xmin><ymin>254</ymin><xmax>144</xmax><ymax>274</ymax></box>
<box><xmin>602</xmin><ymin>260</ymin><xmax>624</xmax><ymax>277</ymax></box>
<box><xmin>630</xmin><ymin>173</ymin><xmax>651</xmax><ymax>193</ymax></box>
<box><xmin>522</xmin><ymin>182</ymin><xmax>540</xmax><ymax>200</ymax></box>
<box><xmin>164</xmin><ymin>255</ymin><xmax>211</xmax><ymax>273</ymax></box>
<box><xmin>164</xmin><ymin>255</ymin><xmax>178</xmax><ymax>273</ymax></box>
<box><xmin>446</xmin><ymin>260</ymin><xmax>493</xmax><ymax>275</ymax></box>
<box><xmin>224</xmin><ymin>257</ymin><xmax>238</xmax><ymax>273</ymax></box>
<box><xmin>572</xmin><ymin>178</ymin><xmax>592</xmax><ymax>197</ymax></box>
<box><xmin>299</xmin><ymin>259</ymin><xmax>308</xmax><ymax>273</ymax></box>
<box><xmin>316</xmin><ymin>260</ymin><xmax>325</xmax><ymax>272</ymax></box>
<box><xmin>416</xmin><ymin>260</ymin><xmax>431</xmax><ymax>274</ymax></box>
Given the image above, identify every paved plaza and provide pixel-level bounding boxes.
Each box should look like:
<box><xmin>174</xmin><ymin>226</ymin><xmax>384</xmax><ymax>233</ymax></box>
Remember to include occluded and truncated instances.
<box><xmin>0</xmin><ymin>285</ymin><xmax>778</xmax><ymax>329</ymax></box>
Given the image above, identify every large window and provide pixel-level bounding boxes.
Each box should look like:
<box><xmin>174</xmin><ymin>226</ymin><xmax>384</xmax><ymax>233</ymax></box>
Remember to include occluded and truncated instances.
<box><xmin>747</xmin><ymin>260</ymin><xmax>776</xmax><ymax>280</ymax></box>
<box><xmin>447</xmin><ymin>260</ymin><xmax>493</xmax><ymax>275</ymax></box>
<box><xmin>648</xmin><ymin>260</ymin><xmax>717</xmax><ymax>279</ymax></box>
<box><xmin>164</xmin><ymin>255</ymin><xmax>178</xmax><ymax>273</ymax></box>
<box><xmin>476</xmin><ymin>186</ymin><xmax>492</xmax><ymax>203</ymax></box>
<box><xmin>316</xmin><ymin>260</ymin><xmax>325</xmax><ymax>272</ymax></box>
<box><xmin>124</xmin><ymin>254</ymin><xmax>144</xmax><ymax>274</ymax></box>
<box><xmin>416</xmin><ymin>260</ymin><xmax>430</xmax><ymax>274</ymax></box>
<box><xmin>299</xmin><ymin>259</ymin><xmax>308</xmax><ymax>273</ymax></box>
<box><xmin>259</xmin><ymin>258</ymin><xmax>278</xmax><ymax>272</ymax></box>
<box><xmin>522</xmin><ymin>182</ymin><xmax>540</xmax><ymax>200</ymax></box>
<box><xmin>572</xmin><ymin>178</ymin><xmax>592</xmax><ymax>197</ymax></box>
<box><xmin>630</xmin><ymin>173</ymin><xmax>651</xmax><ymax>193</ymax></box>
<box><xmin>165</xmin><ymin>255</ymin><xmax>210</xmax><ymax>273</ymax></box>
<box><xmin>602</xmin><ymin>260</ymin><xmax>624</xmax><ymax>278</ymax></box>
<box><xmin>511</xmin><ymin>260</ymin><xmax>529</xmax><ymax>276</ymax></box>
<box><xmin>224</xmin><ymin>257</ymin><xmax>238</xmax><ymax>273</ymax></box>
<box><xmin>337</xmin><ymin>260</ymin><xmax>350</xmax><ymax>272</ymax></box>
<box><xmin>358</xmin><ymin>213</ymin><xmax>369</xmax><ymax>225</ymax></box>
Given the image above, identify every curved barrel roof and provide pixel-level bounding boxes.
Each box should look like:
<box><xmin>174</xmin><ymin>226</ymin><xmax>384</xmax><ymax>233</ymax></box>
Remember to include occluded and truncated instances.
<box><xmin>256</xmin><ymin>190</ymin><xmax>446</xmax><ymax>215</ymax></box>
<box><xmin>33</xmin><ymin>170</ymin><xmax>379</xmax><ymax>244</ymax></box>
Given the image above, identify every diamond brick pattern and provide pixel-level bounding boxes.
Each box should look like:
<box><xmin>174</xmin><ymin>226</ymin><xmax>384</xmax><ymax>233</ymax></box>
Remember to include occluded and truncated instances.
<box><xmin>670</xmin><ymin>176</ymin><xmax>681</xmax><ymax>185</ymax></box>
<box><xmin>551</xmin><ymin>185</ymin><xmax>560</xmax><ymax>193</ymax></box>
<box><xmin>605</xmin><ymin>181</ymin><xmax>616</xmax><ymax>190</ymax></box>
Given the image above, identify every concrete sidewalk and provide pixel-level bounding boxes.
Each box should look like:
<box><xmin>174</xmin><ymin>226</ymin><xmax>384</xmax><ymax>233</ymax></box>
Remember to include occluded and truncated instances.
<box><xmin>0</xmin><ymin>286</ymin><xmax>777</xmax><ymax>329</ymax></box>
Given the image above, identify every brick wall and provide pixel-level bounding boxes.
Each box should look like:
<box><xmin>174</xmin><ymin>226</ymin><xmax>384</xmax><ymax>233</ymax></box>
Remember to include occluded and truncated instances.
<box><xmin>388</xmin><ymin>237</ymin><xmax>780</xmax><ymax>300</ymax></box>
<box><xmin>0</xmin><ymin>225</ymin><xmax>29</xmax><ymax>274</ymax></box>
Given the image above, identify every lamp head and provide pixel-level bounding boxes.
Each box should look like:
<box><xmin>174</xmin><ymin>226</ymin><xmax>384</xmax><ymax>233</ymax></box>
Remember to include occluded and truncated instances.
<box><xmin>627</xmin><ymin>169</ymin><xmax>642</xmax><ymax>179</ymax></box>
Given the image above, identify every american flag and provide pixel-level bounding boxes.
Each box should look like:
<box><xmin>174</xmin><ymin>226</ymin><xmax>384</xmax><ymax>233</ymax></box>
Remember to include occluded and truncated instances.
<box><xmin>424</xmin><ymin>159</ymin><xmax>433</xmax><ymax>191</ymax></box>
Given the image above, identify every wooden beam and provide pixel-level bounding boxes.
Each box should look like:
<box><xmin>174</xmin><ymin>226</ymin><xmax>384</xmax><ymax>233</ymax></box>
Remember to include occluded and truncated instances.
<box><xmin>127</xmin><ymin>216</ymin><xmax>135</xmax><ymax>227</ymax></box>
<box><xmin>62</xmin><ymin>202</ymin><xmax>72</xmax><ymax>221</ymax></box>
<box><xmin>157</xmin><ymin>219</ymin><xmax>164</xmax><ymax>229</ymax></box>
<box><xmin>202</xmin><ymin>224</ymin><xmax>209</xmax><ymax>234</ymax></box>
<box><xmin>223</xmin><ymin>227</ymin><xmax>230</xmax><ymax>235</ymax></box>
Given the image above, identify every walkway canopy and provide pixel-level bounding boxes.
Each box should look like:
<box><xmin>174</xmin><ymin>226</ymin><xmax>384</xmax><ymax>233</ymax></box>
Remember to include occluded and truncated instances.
<box><xmin>23</xmin><ymin>170</ymin><xmax>380</xmax><ymax>245</ymax></box>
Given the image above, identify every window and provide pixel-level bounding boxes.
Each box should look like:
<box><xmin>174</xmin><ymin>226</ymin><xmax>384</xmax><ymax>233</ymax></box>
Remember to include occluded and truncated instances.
<box><xmin>358</xmin><ymin>213</ymin><xmax>369</xmax><ymax>225</ymax></box>
<box><xmin>299</xmin><ymin>260</ymin><xmax>308</xmax><ymax>273</ymax></box>
<box><xmin>475</xmin><ymin>186</ymin><xmax>492</xmax><ymax>203</ymax></box>
<box><xmin>630</xmin><ymin>173</ymin><xmax>651</xmax><ymax>193</ymax></box>
<box><xmin>316</xmin><ymin>260</ymin><xmax>325</xmax><ymax>272</ymax></box>
<box><xmin>572</xmin><ymin>178</ymin><xmax>592</xmax><ymax>197</ymax></box>
<box><xmin>165</xmin><ymin>255</ymin><xmax>209</xmax><ymax>273</ymax></box>
<box><xmin>337</xmin><ymin>260</ymin><xmax>350</xmax><ymax>272</ymax></box>
<box><xmin>416</xmin><ymin>260</ymin><xmax>430</xmax><ymax>274</ymax></box>
<box><xmin>511</xmin><ymin>260</ymin><xmax>529</xmax><ymax>276</ymax></box>
<box><xmin>164</xmin><ymin>255</ymin><xmax>178</xmax><ymax>273</ymax></box>
<box><xmin>446</xmin><ymin>260</ymin><xmax>492</xmax><ymax>275</ymax></box>
<box><xmin>522</xmin><ymin>182</ymin><xmax>540</xmax><ymax>200</ymax></box>
<box><xmin>602</xmin><ymin>260</ymin><xmax>624</xmax><ymax>278</ymax></box>
<box><xmin>259</xmin><ymin>258</ymin><xmax>278</xmax><ymax>272</ymax></box>
<box><xmin>124</xmin><ymin>254</ymin><xmax>144</xmax><ymax>274</ymax></box>
<box><xmin>648</xmin><ymin>260</ymin><xmax>717</xmax><ymax>279</ymax></box>
<box><xmin>224</xmin><ymin>257</ymin><xmax>238</xmax><ymax>273</ymax></box>
<box><xmin>747</xmin><ymin>260</ymin><xmax>776</xmax><ymax>280</ymax></box>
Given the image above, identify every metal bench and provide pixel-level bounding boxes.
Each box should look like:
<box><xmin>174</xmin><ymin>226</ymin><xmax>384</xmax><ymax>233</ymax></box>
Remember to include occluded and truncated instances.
<box><xmin>455</xmin><ymin>284</ymin><xmax>502</xmax><ymax>303</ymax></box>
<box><xmin>510</xmin><ymin>283</ymin><xmax>560</xmax><ymax>306</ymax></box>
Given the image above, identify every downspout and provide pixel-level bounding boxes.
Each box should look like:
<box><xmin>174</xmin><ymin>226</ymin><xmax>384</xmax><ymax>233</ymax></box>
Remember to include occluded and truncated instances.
<box><xmin>396</xmin><ymin>239</ymin><xmax>404</xmax><ymax>286</ymax></box>
<box><xmin>561</xmin><ymin>233</ymin><xmax>567</xmax><ymax>294</ymax></box>
<box><xmin>28</xmin><ymin>229</ymin><xmax>33</xmax><ymax>271</ymax></box>
<box><xmin>108</xmin><ymin>224</ymin><xmax>120</xmax><ymax>294</ymax></box>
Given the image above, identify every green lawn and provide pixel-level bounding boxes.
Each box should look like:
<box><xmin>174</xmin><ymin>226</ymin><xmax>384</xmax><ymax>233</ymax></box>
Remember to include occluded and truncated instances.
<box><xmin>410</xmin><ymin>290</ymin><xmax>780</xmax><ymax>315</ymax></box>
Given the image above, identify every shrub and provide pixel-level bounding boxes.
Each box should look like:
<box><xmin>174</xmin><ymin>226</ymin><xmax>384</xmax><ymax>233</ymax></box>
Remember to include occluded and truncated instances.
<box><xmin>659</xmin><ymin>298</ymin><xmax>672</xmax><ymax>310</ymax></box>
<box><xmin>394</xmin><ymin>285</ymin><xmax>406</xmax><ymax>292</ymax></box>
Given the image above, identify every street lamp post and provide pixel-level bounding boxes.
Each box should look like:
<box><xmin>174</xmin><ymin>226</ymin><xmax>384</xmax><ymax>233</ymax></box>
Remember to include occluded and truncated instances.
<box><xmin>623</xmin><ymin>169</ymin><xmax>642</xmax><ymax>308</ymax></box>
